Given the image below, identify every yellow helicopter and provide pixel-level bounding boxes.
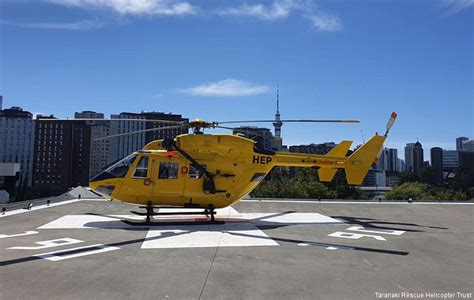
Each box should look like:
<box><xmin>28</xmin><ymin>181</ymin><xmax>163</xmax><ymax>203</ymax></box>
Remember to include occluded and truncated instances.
<box><xmin>84</xmin><ymin>112</ymin><xmax>397</xmax><ymax>223</ymax></box>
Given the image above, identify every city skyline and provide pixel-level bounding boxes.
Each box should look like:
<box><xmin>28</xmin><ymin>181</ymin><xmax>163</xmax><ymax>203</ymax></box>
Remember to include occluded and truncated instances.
<box><xmin>0</xmin><ymin>96</ymin><xmax>469</xmax><ymax>161</ymax></box>
<box><xmin>1</xmin><ymin>0</ymin><xmax>472</xmax><ymax>160</ymax></box>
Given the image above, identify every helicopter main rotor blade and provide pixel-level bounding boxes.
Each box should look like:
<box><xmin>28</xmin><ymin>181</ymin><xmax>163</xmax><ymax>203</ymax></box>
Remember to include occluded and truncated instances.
<box><xmin>94</xmin><ymin>123</ymin><xmax>187</xmax><ymax>141</ymax></box>
<box><xmin>216</xmin><ymin>119</ymin><xmax>360</xmax><ymax>125</ymax></box>
<box><xmin>37</xmin><ymin>118</ymin><xmax>184</xmax><ymax>124</ymax></box>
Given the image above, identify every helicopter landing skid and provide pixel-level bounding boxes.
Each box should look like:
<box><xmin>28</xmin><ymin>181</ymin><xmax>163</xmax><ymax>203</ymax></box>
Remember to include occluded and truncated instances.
<box><xmin>128</xmin><ymin>203</ymin><xmax>218</xmax><ymax>225</ymax></box>
<box><xmin>121</xmin><ymin>219</ymin><xmax>225</xmax><ymax>226</ymax></box>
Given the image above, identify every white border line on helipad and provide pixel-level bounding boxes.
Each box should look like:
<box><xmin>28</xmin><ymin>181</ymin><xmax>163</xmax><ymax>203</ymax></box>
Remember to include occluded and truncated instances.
<box><xmin>0</xmin><ymin>198</ymin><xmax>106</xmax><ymax>218</ymax></box>
<box><xmin>241</xmin><ymin>199</ymin><xmax>474</xmax><ymax>205</ymax></box>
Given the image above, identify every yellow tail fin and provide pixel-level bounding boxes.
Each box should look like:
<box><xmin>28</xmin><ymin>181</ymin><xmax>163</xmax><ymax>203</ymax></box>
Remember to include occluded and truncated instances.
<box><xmin>318</xmin><ymin>141</ymin><xmax>352</xmax><ymax>182</ymax></box>
<box><xmin>344</xmin><ymin>134</ymin><xmax>386</xmax><ymax>185</ymax></box>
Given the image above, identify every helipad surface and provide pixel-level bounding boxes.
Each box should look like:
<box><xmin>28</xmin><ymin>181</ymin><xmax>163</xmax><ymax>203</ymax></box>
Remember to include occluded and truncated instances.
<box><xmin>1</xmin><ymin>198</ymin><xmax>473</xmax><ymax>299</ymax></box>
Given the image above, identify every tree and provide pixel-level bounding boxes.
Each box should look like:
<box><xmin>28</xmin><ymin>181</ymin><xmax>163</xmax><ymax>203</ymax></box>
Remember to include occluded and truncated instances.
<box><xmin>419</xmin><ymin>166</ymin><xmax>436</xmax><ymax>185</ymax></box>
<box><xmin>384</xmin><ymin>182</ymin><xmax>428</xmax><ymax>200</ymax></box>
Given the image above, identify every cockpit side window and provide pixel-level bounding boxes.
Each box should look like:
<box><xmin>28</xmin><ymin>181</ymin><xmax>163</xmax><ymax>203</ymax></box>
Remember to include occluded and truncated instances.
<box><xmin>132</xmin><ymin>156</ymin><xmax>149</xmax><ymax>178</ymax></box>
<box><xmin>91</xmin><ymin>154</ymin><xmax>136</xmax><ymax>181</ymax></box>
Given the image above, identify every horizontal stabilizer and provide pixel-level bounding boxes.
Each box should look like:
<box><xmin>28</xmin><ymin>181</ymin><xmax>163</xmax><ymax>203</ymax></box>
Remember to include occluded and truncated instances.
<box><xmin>318</xmin><ymin>168</ymin><xmax>338</xmax><ymax>182</ymax></box>
<box><xmin>318</xmin><ymin>141</ymin><xmax>352</xmax><ymax>182</ymax></box>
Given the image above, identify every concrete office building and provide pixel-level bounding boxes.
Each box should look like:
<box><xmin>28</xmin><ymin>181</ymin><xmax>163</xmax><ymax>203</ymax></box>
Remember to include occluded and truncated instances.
<box><xmin>75</xmin><ymin>111</ymin><xmax>110</xmax><ymax>178</ymax></box>
<box><xmin>233</xmin><ymin>126</ymin><xmax>274</xmax><ymax>150</ymax></box>
<box><xmin>459</xmin><ymin>151</ymin><xmax>474</xmax><ymax>187</ymax></box>
<box><xmin>141</xmin><ymin>111</ymin><xmax>188</xmax><ymax>144</ymax></box>
<box><xmin>430</xmin><ymin>147</ymin><xmax>443</xmax><ymax>186</ymax></box>
<box><xmin>377</xmin><ymin>148</ymin><xmax>399</xmax><ymax>172</ymax></box>
<box><xmin>405</xmin><ymin>142</ymin><xmax>424</xmax><ymax>175</ymax></box>
<box><xmin>33</xmin><ymin>116</ymin><xmax>91</xmax><ymax>195</ymax></box>
<box><xmin>397</xmin><ymin>158</ymin><xmax>405</xmax><ymax>173</ymax></box>
<box><xmin>0</xmin><ymin>105</ymin><xmax>35</xmax><ymax>187</ymax></box>
<box><xmin>461</xmin><ymin>140</ymin><xmax>474</xmax><ymax>152</ymax></box>
<box><xmin>456</xmin><ymin>137</ymin><xmax>469</xmax><ymax>151</ymax></box>
<box><xmin>109</xmin><ymin>112</ymin><xmax>146</xmax><ymax>164</ymax></box>
<box><xmin>442</xmin><ymin>150</ymin><xmax>459</xmax><ymax>170</ymax></box>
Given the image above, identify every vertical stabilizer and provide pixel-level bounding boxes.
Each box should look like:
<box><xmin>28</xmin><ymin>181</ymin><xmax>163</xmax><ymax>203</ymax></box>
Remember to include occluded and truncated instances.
<box><xmin>344</xmin><ymin>134</ymin><xmax>386</xmax><ymax>185</ymax></box>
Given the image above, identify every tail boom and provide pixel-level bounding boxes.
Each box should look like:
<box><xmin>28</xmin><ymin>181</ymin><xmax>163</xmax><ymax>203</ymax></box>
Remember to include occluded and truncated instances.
<box><xmin>273</xmin><ymin>134</ymin><xmax>386</xmax><ymax>185</ymax></box>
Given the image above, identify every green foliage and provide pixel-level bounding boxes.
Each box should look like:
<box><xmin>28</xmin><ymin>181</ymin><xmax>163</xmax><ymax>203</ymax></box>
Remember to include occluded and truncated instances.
<box><xmin>253</xmin><ymin>168</ymin><xmax>468</xmax><ymax>201</ymax></box>
<box><xmin>251</xmin><ymin>167</ymin><xmax>368</xmax><ymax>199</ymax></box>
<box><xmin>419</xmin><ymin>166</ymin><xmax>436</xmax><ymax>185</ymax></box>
<box><xmin>385</xmin><ymin>182</ymin><xmax>468</xmax><ymax>200</ymax></box>
<box><xmin>384</xmin><ymin>182</ymin><xmax>429</xmax><ymax>200</ymax></box>
<box><xmin>399</xmin><ymin>172</ymin><xmax>418</xmax><ymax>184</ymax></box>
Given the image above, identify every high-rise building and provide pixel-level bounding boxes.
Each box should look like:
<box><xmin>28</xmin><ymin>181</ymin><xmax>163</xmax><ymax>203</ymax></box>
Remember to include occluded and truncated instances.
<box><xmin>412</xmin><ymin>142</ymin><xmax>424</xmax><ymax>176</ymax></box>
<box><xmin>75</xmin><ymin>111</ymin><xmax>110</xmax><ymax>178</ymax></box>
<box><xmin>0</xmin><ymin>95</ymin><xmax>3</xmax><ymax>110</ymax></box>
<box><xmin>461</xmin><ymin>140</ymin><xmax>474</xmax><ymax>152</ymax></box>
<box><xmin>33</xmin><ymin>116</ymin><xmax>91</xmax><ymax>194</ymax></box>
<box><xmin>397</xmin><ymin>158</ymin><xmax>405</xmax><ymax>173</ymax></box>
<box><xmin>377</xmin><ymin>148</ymin><xmax>398</xmax><ymax>172</ymax></box>
<box><xmin>108</xmin><ymin>113</ymin><xmax>146</xmax><ymax>164</ymax></box>
<box><xmin>141</xmin><ymin>111</ymin><xmax>188</xmax><ymax>144</ymax></box>
<box><xmin>459</xmin><ymin>151</ymin><xmax>474</xmax><ymax>187</ymax></box>
<box><xmin>405</xmin><ymin>142</ymin><xmax>424</xmax><ymax>175</ymax></box>
<box><xmin>430</xmin><ymin>147</ymin><xmax>443</xmax><ymax>186</ymax></box>
<box><xmin>404</xmin><ymin>143</ymin><xmax>415</xmax><ymax>172</ymax></box>
<box><xmin>233</xmin><ymin>126</ymin><xmax>274</xmax><ymax>150</ymax></box>
<box><xmin>0</xmin><ymin>106</ymin><xmax>35</xmax><ymax>187</ymax></box>
<box><xmin>442</xmin><ymin>150</ymin><xmax>459</xmax><ymax>170</ymax></box>
<box><xmin>456</xmin><ymin>137</ymin><xmax>469</xmax><ymax>151</ymax></box>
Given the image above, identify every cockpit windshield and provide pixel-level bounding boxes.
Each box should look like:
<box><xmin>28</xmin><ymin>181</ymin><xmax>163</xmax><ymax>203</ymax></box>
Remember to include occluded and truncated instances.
<box><xmin>91</xmin><ymin>154</ymin><xmax>136</xmax><ymax>181</ymax></box>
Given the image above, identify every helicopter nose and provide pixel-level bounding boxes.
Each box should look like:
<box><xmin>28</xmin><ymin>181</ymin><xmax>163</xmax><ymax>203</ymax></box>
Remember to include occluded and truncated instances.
<box><xmin>91</xmin><ymin>184</ymin><xmax>116</xmax><ymax>196</ymax></box>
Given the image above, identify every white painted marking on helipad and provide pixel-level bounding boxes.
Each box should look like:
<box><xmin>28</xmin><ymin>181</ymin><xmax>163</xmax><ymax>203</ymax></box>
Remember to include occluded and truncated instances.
<box><xmin>37</xmin><ymin>214</ymin><xmax>144</xmax><ymax>229</ymax></box>
<box><xmin>298</xmin><ymin>242</ymin><xmax>353</xmax><ymax>251</ymax></box>
<box><xmin>9</xmin><ymin>238</ymin><xmax>83</xmax><ymax>250</ymax></box>
<box><xmin>37</xmin><ymin>211</ymin><xmax>343</xmax><ymax>230</ymax></box>
<box><xmin>346</xmin><ymin>226</ymin><xmax>405</xmax><ymax>236</ymax></box>
<box><xmin>34</xmin><ymin>244</ymin><xmax>120</xmax><ymax>261</ymax></box>
<box><xmin>36</xmin><ymin>209</ymin><xmax>346</xmax><ymax>249</ymax></box>
<box><xmin>141</xmin><ymin>223</ymin><xmax>278</xmax><ymax>249</ymax></box>
<box><xmin>247</xmin><ymin>212</ymin><xmax>343</xmax><ymax>225</ymax></box>
<box><xmin>0</xmin><ymin>231</ymin><xmax>39</xmax><ymax>239</ymax></box>
<box><xmin>298</xmin><ymin>242</ymin><xmax>353</xmax><ymax>250</ymax></box>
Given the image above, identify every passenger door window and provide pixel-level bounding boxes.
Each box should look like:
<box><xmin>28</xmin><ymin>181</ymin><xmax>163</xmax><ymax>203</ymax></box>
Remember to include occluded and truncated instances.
<box><xmin>159</xmin><ymin>162</ymin><xmax>179</xmax><ymax>179</ymax></box>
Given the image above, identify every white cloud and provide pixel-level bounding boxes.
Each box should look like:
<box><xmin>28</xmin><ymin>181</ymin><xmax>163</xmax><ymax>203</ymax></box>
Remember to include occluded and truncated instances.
<box><xmin>35</xmin><ymin>0</ymin><xmax>342</xmax><ymax>31</ymax></box>
<box><xmin>0</xmin><ymin>19</ymin><xmax>103</xmax><ymax>30</ymax></box>
<box><xmin>305</xmin><ymin>14</ymin><xmax>342</xmax><ymax>32</ymax></box>
<box><xmin>442</xmin><ymin>0</ymin><xmax>474</xmax><ymax>14</ymax></box>
<box><xmin>218</xmin><ymin>0</ymin><xmax>298</xmax><ymax>21</ymax></box>
<box><xmin>217</xmin><ymin>0</ymin><xmax>342</xmax><ymax>31</ymax></box>
<box><xmin>179</xmin><ymin>79</ymin><xmax>270</xmax><ymax>97</ymax></box>
<box><xmin>47</xmin><ymin>0</ymin><xmax>196</xmax><ymax>16</ymax></box>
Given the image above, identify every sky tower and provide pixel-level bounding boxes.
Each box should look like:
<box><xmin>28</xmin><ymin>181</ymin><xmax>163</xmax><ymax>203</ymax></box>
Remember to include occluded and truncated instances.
<box><xmin>273</xmin><ymin>86</ymin><xmax>283</xmax><ymax>138</ymax></box>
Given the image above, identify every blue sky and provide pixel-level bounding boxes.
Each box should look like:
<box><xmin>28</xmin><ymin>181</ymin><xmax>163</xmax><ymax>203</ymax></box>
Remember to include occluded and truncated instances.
<box><xmin>1</xmin><ymin>0</ymin><xmax>473</xmax><ymax>158</ymax></box>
